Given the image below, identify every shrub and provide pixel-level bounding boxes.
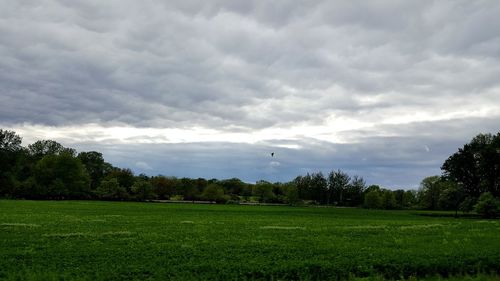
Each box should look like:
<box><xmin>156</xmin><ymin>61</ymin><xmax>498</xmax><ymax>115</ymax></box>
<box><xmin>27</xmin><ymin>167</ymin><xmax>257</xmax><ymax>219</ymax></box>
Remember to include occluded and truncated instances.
<box><xmin>364</xmin><ymin>190</ymin><xmax>382</xmax><ymax>209</ymax></box>
<box><xmin>474</xmin><ymin>192</ymin><xmax>500</xmax><ymax>218</ymax></box>
<box><xmin>96</xmin><ymin>178</ymin><xmax>128</xmax><ymax>200</ymax></box>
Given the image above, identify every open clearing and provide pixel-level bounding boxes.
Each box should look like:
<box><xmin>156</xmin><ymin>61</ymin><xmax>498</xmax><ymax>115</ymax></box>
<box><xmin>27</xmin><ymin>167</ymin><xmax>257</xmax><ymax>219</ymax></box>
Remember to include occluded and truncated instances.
<box><xmin>0</xmin><ymin>200</ymin><xmax>499</xmax><ymax>280</ymax></box>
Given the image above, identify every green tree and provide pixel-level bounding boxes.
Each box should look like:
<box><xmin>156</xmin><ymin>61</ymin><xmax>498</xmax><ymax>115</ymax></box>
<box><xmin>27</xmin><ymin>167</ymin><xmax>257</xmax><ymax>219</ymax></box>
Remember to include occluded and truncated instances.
<box><xmin>402</xmin><ymin>190</ymin><xmax>417</xmax><ymax>209</ymax></box>
<box><xmin>328</xmin><ymin>170</ymin><xmax>351</xmax><ymax>205</ymax></box>
<box><xmin>294</xmin><ymin>174</ymin><xmax>312</xmax><ymax>200</ymax></box>
<box><xmin>283</xmin><ymin>182</ymin><xmax>300</xmax><ymax>205</ymax></box>
<box><xmin>77</xmin><ymin>151</ymin><xmax>107</xmax><ymax>191</ymax></box>
<box><xmin>345</xmin><ymin>175</ymin><xmax>366</xmax><ymax>206</ymax></box>
<box><xmin>150</xmin><ymin>176</ymin><xmax>177</xmax><ymax>200</ymax></box>
<box><xmin>459</xmin><ymin>196</ymin><xmax>476</xmax><ymax>213</ymax></box>
<box><xmin>438</xmin><ymin>181</ymin><xmax>465</xmax><ymax>217</ymax></box>
<box><xmin>0</xmin><ymin>129</ymin><xmax>23</xmax><ymax>197</ymax></box>
<box><xmin>474</xmin><ymin>192</ymin><xmax>500</xmax><ymax>218</ymax></box>
<box><xmin>219</xmin><ymin>178</ymin><xmax>246</xmax><ymax>196</ymax></box>
<box><xmin>310</xmin><ymin>172</ymin><xmax>328</xmax><ymax>204</ymax></box>
<box><xmin>96</xmin><ymin>178</ymin><xmax>127</xmax><ymax>200</ymax></box>
<box><xmin>364</xmin><ymin>190</ymin><xmax>382</xmax><ymax>209</ymax></box>
<box><xmin>418</xmin><ymin>176</ymin><xmax>442</xmax><ymax>210</ymax></box>
<box><xmin>381</xmin><ymin>189</ymin><xmax>397</xmax><ymax>209</ymax></box>
<box><xmin>253</xmin><ymin>180</ymin><xmax>275</xmax><ymax>203</ymax></box>
<box><xmin>28</xmin><ymin>140</ymin><xmax>75</xmax><ymax>159</ymax></box>
<box><xmin>177</xmin><ymin>178</ymin><xmax>200</xmax><ymax>201</ymax></box>
<box><xmin>33</xmin><ymin>152</ymin><xmax>90</xmax><ymax>199</ymax></box>
<box><xmin>106</xmin><ymin>168</ymin><xmax>135</xmax><ymax>192</ymax></box>
<box><xmin>0</xmin><ymin>129</ymin><xmax>22</xmax><ymax>152</ymax></box>
<box><xmin>442</xmin><ymin>132</ymin><xmax>500</xmax><ymax>198</ymax></box>
<box><xmin>131</xmin><ymin>180</ymin><xmax>155</xmax><ymax>201</ymax></box>
<box><xmin>201</xmin><ymin>183</ymin><xmax>227</xmax><ymax>203</ymax></box>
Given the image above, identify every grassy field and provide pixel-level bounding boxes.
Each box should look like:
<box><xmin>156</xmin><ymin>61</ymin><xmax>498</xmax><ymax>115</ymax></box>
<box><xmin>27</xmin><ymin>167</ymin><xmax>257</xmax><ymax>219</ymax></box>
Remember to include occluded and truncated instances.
<box><xmin>0</xmin><ymin>200</ymin><xmax>499</xmax><ymax>280</ymax></box>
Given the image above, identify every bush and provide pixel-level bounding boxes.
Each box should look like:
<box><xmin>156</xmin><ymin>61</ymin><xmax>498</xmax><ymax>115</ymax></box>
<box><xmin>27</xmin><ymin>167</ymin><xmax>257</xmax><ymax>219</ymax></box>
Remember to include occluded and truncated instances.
<box><xmin>474</xmin><ymin>192</ymin><xmax>500</xmax><ymax>218</ymax></box>
<box><xmin>364</xmin><ymin>190</ymin><xmax>382</xmax><ymax>209</ymax></box>
<box><xmin>202</xmin><ymin>183</ymin><xmax>228</xmax><ymax>203</ymax></box>
<box><xmin>459</xmin><ymin>196</ymin><xmax>476</xmax><ymax>213</ymax></box>
<box><xmin>131</xmin><ymin>180</ymin><xmax>156</xmax><ymax>201</ymax></box>
<box><xmin>96</xmin><ymin>178</ymin><xmax>128</xmax><ymax>200</ymax></box>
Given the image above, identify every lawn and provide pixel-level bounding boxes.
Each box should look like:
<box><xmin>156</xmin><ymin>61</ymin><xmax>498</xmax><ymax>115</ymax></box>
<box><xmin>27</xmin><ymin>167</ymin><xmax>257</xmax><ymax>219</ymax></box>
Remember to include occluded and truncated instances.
<box><xmin>0</xmin><ymin>200</ymin><xmax>499</xmax><ymax>280</ymax></box>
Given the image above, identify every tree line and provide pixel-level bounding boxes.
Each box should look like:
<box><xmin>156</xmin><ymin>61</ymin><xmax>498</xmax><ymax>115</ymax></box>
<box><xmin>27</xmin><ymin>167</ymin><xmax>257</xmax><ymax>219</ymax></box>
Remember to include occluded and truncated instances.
<box><xmin>0</xmin><ymin>129</ymin><xmax>498</xmax><ymax>216</ymax></box>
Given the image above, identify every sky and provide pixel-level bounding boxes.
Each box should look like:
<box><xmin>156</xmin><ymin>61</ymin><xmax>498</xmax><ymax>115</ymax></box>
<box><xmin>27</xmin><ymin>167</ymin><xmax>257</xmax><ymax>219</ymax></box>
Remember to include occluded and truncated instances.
<box><xmin>1</xmin><ymin>1</ymin><xmax>499</xmax><ymax>188</ymax></box>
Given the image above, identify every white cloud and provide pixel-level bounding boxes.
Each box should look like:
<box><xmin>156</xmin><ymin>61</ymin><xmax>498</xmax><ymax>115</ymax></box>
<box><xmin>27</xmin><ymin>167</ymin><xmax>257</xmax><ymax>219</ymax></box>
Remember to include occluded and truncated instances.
<box><xmin>135</xmin><ymin>161</ymin><xmax>153</xmax><ymax>171</ymax></box>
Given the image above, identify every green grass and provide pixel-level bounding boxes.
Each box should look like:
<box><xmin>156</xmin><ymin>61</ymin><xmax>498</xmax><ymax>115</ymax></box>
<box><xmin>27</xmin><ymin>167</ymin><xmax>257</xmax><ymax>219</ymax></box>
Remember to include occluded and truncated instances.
<box><xmin>0</xmin><ymin>200</ymin><xmax>499</xmax><ymax>280</ymax></box>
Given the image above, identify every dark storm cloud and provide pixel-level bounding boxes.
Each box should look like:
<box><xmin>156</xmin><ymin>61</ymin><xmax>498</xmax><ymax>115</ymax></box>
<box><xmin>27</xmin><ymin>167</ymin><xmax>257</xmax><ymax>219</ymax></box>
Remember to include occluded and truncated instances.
<box><xmin>2</xmin><ymin>0</ymin><xmax>499</xmax><ymax>129</ymax></box>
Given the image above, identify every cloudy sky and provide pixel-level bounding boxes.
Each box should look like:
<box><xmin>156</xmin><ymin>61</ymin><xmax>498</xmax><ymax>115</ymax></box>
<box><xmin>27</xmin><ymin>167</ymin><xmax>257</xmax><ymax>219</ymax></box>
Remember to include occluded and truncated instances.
<box><xmin>1</xmin><ymin>1</ymin><xmax>499</xmax><ymax>188</ymax></box>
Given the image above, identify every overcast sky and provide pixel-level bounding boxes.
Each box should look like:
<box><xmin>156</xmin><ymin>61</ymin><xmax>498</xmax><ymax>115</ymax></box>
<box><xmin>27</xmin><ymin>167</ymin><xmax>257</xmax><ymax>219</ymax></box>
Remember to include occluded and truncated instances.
<box><xmin>1</xmin><ymin>1</ymin><xmax>499</xmax><ymax>188</ymax></box>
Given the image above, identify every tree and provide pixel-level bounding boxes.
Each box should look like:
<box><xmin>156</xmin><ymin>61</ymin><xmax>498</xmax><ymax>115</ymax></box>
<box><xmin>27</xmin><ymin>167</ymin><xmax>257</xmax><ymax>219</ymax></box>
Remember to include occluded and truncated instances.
<box><xmin>328</xmin><ymin>170</ymin><xmax>350</xmax><ymax>205</ymax></box>
<box><xmin>393</xmin><ymin>189</ymin><xmax>406</xmax><ymax>209</ymax></box>
<box><xmin>150</xmin><ymin>176</ymin><xmax>177</xmax><ymax>200</ymax></box>
<box><xmin>28</xmin><ymin>140</ymin><xmax>75</xmax><ymax>159</ymax></box>
<box><xmin>381</xmin><ymin>189</ymin><xmax>397</xmax><ymax>209</ymax></box>
<box><xmin>131</xmin><ymin>180</ymin><xmax>155</xmax><ymax>201</ymax></box>
<box><xmin>176</xmin><ymin>177</ymin><xmax>200</xmax><ymax>201</ymax></box>
<box><xmin>294</xmin><ymin>174</ymin><xmax>312</xmax><ymax>200</ymax></box>
<box><xmin>459</xmin><ymin>196</ymin><xmax>476</xmax><ymax>213</ymax></box>
<box><xmin>201</xmin><ymin>183</ymin><xmax>227</xmax><ymax>203</ymax></box>
<box><xmin>283</xmin><ymin>182</ymin><xmax>300</xmax><ymax>205</ymax></box>
<box><xmin>364</xmin><ymin>190</ymin><xmax>382</xmax><ymax>209</ymax></box>
<box><xmin>32</xmin><ymin>152</ymin><xmax>90</xmax><ymax>199</ymax></box>
<box><xmin>0</xmin><ymin>129</ymin><xmax>22</xmax><ymax>152</ymax></box>
<box><xmin>77</xmin><ymin>151</ymin><xmax>107</xmax><ymax>191</ymax></box>
<box><xmin>345</xmin><ymin>175</ymin><xmax>366</xmax><ymax>206</ymax></box>
<box><xmin>0</xmin><ymin>129</ymin><xmax>23</xmax><ymax>197</ymax></box>
<box><xmin>438</xmin><ymin>181</ymin><xmax>465</xmax><ymax>217</ymax></box>
<box><xmin>442</xmin><ymin>133</ymin><xmax>500</xmax><ymax>198</ymax></box>
<box><xmin>310</xmin><ymin>172</ymin><xmax>328</xmax><ymax>204</ymax></box>
<box><xmin>96</xmin><ymin>178</ymin><xmax>127</xmax><ymax>200</ymax></box>
<box><xmin>474</xmin><ymin>192</ymin><xmax>500</xmax><ymax>218</ymax></box>
<box><xmin>418</xmin><ymin>176</ymin><xmax>442</xmax><ymax>210</ymax></box>
<box><xmin>253</xmin><ymin>181</ymin><xmax>275</xmax><ymax>203</ymax></box>
<box><xmin>402</xmin><ymin>190</ymin><xmax>417</xmax><ymax>209</ymax></box>
<box><xmin>219</xmin><ymin>178</ymin><xmax>246</xmax><ymax>196</ymax></box>
<box><xmin>106</xmin><ymin>168</ymin><xmax>135</xmax><ymax>192</ymax></box>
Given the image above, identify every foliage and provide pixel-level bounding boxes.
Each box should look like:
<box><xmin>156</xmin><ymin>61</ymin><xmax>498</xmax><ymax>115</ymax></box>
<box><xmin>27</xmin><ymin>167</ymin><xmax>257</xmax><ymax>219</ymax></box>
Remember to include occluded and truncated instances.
<box><xmin>441</xmin><ymin>133</ymin><xmax>500</xmax><ymax>198</ymax></box>
<box><xmin>328</xmin><ymin>169</ymin><xmax>351</xmax><ymax>205</ymax></box>
<box><xmin>438</xmin><ymin>181</ymin><xmax>465</xmax><ymax>216</ymax></box>
<box><xmin>131</xmin><ymin>180</ymin><xmax>156</xmax><ymax>201</ymax></box>
<box><xmin>345</xmin><ymin>175</ymin><xmax>366</xmax><ymax>206</ymax></box>
<box><xmin>96</xmin><ymin>178</ymin><xmax>128</xmax><ymax>200</ymax></box>
<box><xmin>150</xmin><ymin>176</ymin><xmax>177</xmax><ymax>200</ymax></box>
<box><xmin>32</xmin><ymin>152</ymin><xmax>91</xmax><ymax>199</ymax></box>
<box><xmin>284</xmin><ymin>182</ymin><xmax>301</xmax><ymax>205</ymax></box>
<box><xmin>106</xmin><ymin>168</ymin><xmax>135</xmax><ymax>191</ymax></box>
<box><xmin>77</xmin><ymin>151</ymin><xmax>108</xmax><ymax>190</ymax></box>
<box><xmin>474</xmin><ymin>192</ymin><xmax>500</xmax><ymax>218</ymax></box>
<box><xmin>253</xmin><ymin>180</ymin><xmax>275</xmax><ymax>202</ymax></box>
<box><xmin>418</xmin><ymin>176</ymin><xmax>442</xmax><ymax>210</ymax></box>
<box><xmin>201</xmin><ymin>183</ymin><xmax>227</xmax><ymax>203</ymax></box>
<box><xmin>0</xmin><ymin>130</ymin><xmax>23</xmax><ymax>197</ymax></box>
<box><xmin>364</xmin><ymin>190</ymin><xmax>382</xmax><ymax>209</ymax></box>
<box><xmin>0</xmin><ymin>129</ymin><xmax>22</xmax><ymax>152</ymax></box>
<box><xmin>2</xmin><ymin>128</ymin><xmax>498</xmax><ymax>211</ymax></box>
<box><xmin>459</xmin><ymin>197</ymin><xmax>476</xmax><ymax>213</ymax></box>
<box><xmin>28</xmin><ymin>140</ymin><xmax>75</xmax><ymax>159</ymax></box>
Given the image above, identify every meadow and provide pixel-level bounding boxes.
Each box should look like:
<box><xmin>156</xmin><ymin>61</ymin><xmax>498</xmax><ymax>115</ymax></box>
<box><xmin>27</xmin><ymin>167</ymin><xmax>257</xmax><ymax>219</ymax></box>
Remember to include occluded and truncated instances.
<box><xmin>0</xmin><ymin>200</ymin><xmax>499</xmax><ymax>280</ymax></box>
